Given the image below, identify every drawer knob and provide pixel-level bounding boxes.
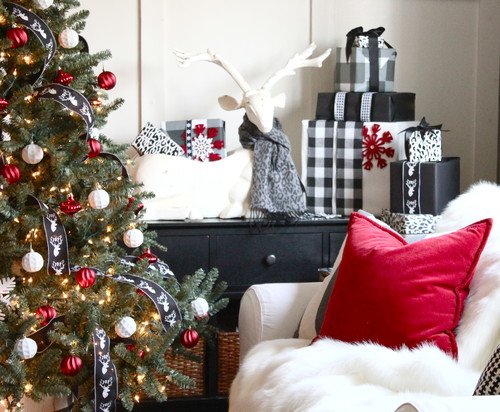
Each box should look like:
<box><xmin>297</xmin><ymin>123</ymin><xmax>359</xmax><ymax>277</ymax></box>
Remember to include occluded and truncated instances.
<box><xmin>265</xmin><ymin>254</ymin><xmax>277</xmax><ymax>265</ymax></box>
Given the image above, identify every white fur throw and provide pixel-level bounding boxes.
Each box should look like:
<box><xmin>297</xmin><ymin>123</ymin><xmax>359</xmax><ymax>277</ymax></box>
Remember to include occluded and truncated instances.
<box><xmin>230</xmin><ymin>181</ymin><xmax>500</xmax><ymax>411</ymax></box>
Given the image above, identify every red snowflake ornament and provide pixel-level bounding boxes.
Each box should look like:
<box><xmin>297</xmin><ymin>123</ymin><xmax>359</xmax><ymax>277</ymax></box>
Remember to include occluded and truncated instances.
<box><xmin>362</xmin><ymin>124</ymin><xmax>395</xmax><ymax>171</ymax></box>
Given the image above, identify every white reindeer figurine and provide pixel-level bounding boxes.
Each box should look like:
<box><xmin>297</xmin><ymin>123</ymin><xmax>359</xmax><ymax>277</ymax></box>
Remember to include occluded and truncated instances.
<box><xmin>132</xmin><ymin>43</ymin><xmax>331</xmax><ymax>220</ymax></box>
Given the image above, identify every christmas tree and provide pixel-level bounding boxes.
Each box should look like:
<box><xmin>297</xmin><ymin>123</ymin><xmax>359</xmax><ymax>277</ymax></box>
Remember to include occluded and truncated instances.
<box><xmin>0</xmin><ymin>1</ymin><xmax>227</xmax><ymax>411</ymax></box>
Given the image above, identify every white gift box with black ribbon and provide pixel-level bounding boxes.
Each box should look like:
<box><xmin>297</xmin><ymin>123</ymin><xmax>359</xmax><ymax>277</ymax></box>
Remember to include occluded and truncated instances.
<box><xmin>302</xmin><ymin>120</ymin><xmax>418</xmax><ymax>216</ymax></box>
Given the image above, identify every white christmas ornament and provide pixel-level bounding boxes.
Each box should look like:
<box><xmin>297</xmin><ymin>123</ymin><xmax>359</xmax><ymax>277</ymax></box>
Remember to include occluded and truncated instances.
<box><xmin>115</xmin><ymin>316</ymin><xmax>137</xmax><ymax>338</ymax></box>
<box><xmin>21</xmin><ymin>248</ymin><xmax>44</xmax><ymax>273</ymax></box>
<box><xmin>22</xmin><ymin>143</ymin><xmax>44</xmax><ymax>164</ymax></box>
<box><xmin>58</xmin><ymin>28</ymin><xmax>79</xmax><ymax>48</ymax></box>
<box><xmin>14</xmin><ymin>337</ymin><xmax>38</xmax><ymax>359</ymax></box>
<box><xmin>191</xmin><ymin>297</ymin><xmax>209</xmax><ymax>319</ymax></box>
<box><xmin>34</xmin><ymin>0</ymin><xmax>54</xmax><ymax>9</ymax></box>
<box><xmin>88</xmin><ymin>188</ymin><xmax>110</xmax><ymax>209</ymax></box>
<box><xmin>123</xmin><ymin>228</ymin><xmax>144</xmax><ymax>248</ymax></box>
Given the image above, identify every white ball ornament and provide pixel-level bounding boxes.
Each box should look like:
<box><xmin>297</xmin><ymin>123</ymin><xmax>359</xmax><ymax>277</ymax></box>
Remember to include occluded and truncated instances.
<box><xmin>34</xmin><ymin>0</ymin><xmax>54</xmax><ymax>9</ymax></box>
<box><xmin>115</xmin><ymin>316</ymin><xmax>137</xmax><ymax>338</ymax></box>
<box><xmin>123</xmin><ymin>228</ymin><xmax>144</xmax><ymax>248</ymax></box>
<box><xmin>191</xmin><ymin>297</ymin><xmax>209</xmax><ymax>319</ymax></box>
<box><xmin>88</xmin><ymin>188</ymin><xmax>110</xmax><ymax>209</ymax></box>
<box><xmin>14</xmin><ymin>337</ymin><xmax>38</xmax><ymax>360</ymax></box>
<box><xmin>22</xmin><ymin>143</ymin><xmax>44</xmax><ymax>164</ymax></box>
<box><xmin>21</xmin><ymin>247</ymin><xmax>44</xmax><ymax>273</ymax></box>
<box><xmin>58</xmin><ymin>28</ymin><xmax>79</xmax><ymax>48</ymax></box>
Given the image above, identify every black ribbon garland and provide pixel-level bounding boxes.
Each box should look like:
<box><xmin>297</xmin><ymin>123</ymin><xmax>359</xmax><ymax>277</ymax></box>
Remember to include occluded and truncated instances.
<box><xmin>401</xmin><ymin>117</ymin><xmax>446</xmax><ymax>159</ymax></box>
<box><xmin>93</xmin><ymin>326</ymin><xmax>118</xmax><ymax>412</ymax></box>
<box><xmin>120</xmin><ymin>255</ymin><xmax>175</xmax><ymax>280</ymax></box>
<box><xmin>71</xmin><ymin>265</ymin><xmax>182</xmax><ymax>332</ymax></box>
<box><xmin>28</xmin><ymin>195</ymin><xmax>70</xmax><ymax>276</ymax></box>
<box><xmin>345</xmin><ymin>26</ymin><xmax>393</xmax><ymax>92</ymax></box>
<box><xmin>4</xmin><ymin>2</ymin><xmax>56</xmax><ymax>86</ymax></box>
<box><xmin>33</xmin><ymin>84</ymin><xmax>95</xmax><ymax>134</ymax></box>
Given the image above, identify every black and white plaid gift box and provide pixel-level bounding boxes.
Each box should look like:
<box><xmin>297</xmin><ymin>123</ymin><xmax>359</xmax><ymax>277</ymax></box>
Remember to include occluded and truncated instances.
<box><xmin>335</xmin><ymin>47</ymin><xmax>396</xmax><ymax>92</ymax></box>
<box><xmin>302</xmin><ymin>120</ymin><xmax>416</xmax><ymax>216</ymax></box>
<box><xmin>132</xmin><ymin>122</ymin><xmax>184</xmax><ymax>156</ymax></box>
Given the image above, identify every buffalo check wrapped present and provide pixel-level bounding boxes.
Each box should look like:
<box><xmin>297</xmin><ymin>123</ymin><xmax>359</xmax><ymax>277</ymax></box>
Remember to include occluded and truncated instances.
<box><xmin>160</xmin><ymin>119</ymin><xmax>226</xmax><ymax>162</ymax></box>
<box><xmin>302</xmin><ymin>120</ymin><xmax>418</xmax><ymax>216</ymax></box>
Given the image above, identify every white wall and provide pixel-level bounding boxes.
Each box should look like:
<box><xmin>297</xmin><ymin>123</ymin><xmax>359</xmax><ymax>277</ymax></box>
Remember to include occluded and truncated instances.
<box><xmin>83</xmin><ymin>0</ymin><xmax>499</xmax><ymax>191</ymax></box>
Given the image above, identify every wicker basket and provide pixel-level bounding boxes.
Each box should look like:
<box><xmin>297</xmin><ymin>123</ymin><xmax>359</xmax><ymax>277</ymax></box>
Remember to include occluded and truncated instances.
<box><xmin>217</xmin><ymin>331</ymin><xmax>240</xmax><ymax>394</ymax></box>
<box><xmin>165</xmin><ymin>338</ymin><xmax>206</xmax><ymax>398</ymax></box>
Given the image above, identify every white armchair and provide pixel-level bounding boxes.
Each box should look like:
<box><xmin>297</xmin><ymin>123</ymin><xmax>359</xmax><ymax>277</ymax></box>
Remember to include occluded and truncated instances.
<box><xmin>230</xmin><ymin>182</ymin><xmax>500</xmax><ymax>412</ymax></box>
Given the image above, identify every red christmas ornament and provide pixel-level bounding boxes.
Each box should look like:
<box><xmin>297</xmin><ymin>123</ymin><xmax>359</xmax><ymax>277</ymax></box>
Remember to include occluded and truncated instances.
<box><xmin>61</xmin><ymin>355</ymin><xmax>83</xmax><ymax>376</ymax></box>
<box><xmin>7</xmin><ymin>27</ymin><xmax>28</xmax><ymax>48</ymax></box>
<box><xmin>75</xmin><ymin>267</ymin><xmax>96</xmax><ymax>288</ymax></box>
<box><xmin>0</xmin><ymin>98</ymin><xmax>8</xmax><ymax>112</ymax></box>
<box><xmin>53</xmin><ymin>69</ymin><xmax>74</xmax><ymax>86</ymax></box>
<box><xmin>138</xmin><ymin>248</ymin><xmax>158</xmax><ymax>264</ymax></box>
<box><xmin>90</xmin><ymin>96</ymin><xmax>102</xmax><ymax>106</ymax></box>
<box><xmin>180</xmin><ymin>328</ymin><xmax>200</xmax><ymax>348</ymax></box>
<box><xmin>126</xmin><ymin>344</ymin><xmax>145</xmax><ymax>358</ymax></box>
<box><xmin>60</xmin><ymin>195</ymin><xmax>82</xmax><ymax>216</ymax></box>
<box><xmin>1</xmin><ymin>163</ymin><xmax>20</xmax><ymax>184</ymax></box>
<box><xmin>87</xmin><ymin>138</ymin><xmax>101</xmax><ymax>158</ymax></box>
<box><xmin>97</xmin><ymin>70</ymin><xmax>116</xmax><ymax>90</ymax></box>
<box><xmin>36</xmin><ymin>305</ymin><xmax>57</xmax><ymax>326</ymax></box>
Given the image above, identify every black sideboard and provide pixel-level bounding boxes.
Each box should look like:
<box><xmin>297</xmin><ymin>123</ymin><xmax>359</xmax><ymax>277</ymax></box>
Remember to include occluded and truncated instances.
<box><xmin>122</xmin><ymin>217</ymin><xmax>348</xmax><ymax>412</ymax></box>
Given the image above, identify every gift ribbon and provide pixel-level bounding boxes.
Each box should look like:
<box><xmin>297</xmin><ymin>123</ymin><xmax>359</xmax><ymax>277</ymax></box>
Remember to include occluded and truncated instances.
<box><xmin>345</xmin><ymin>26</ymin><xmax>393</xmax><ymax>92</ymax></box>
<box><xmin>70</xmin><ymin>265</ymin><xmax>182</xmax><ymax>332</ymax></box>
<box><xmin>333</xmin><ymin>92</ymin><xmax>375</xmax><ymax>122</ymax></box>
<box><xmin>93</xmin><ymin>326</ymin><xmax>118</xmax><ymax>412</ymax></box>
<box><xmin>401</xmin><ymin>117</ymin><xmax>446</xmax><ymax>159</ymax></box>
<box><xmin>4</xmin><ymin>2</ymin><xmax>56</xmax><ymax>87</ymax></box>
<box><xmin>184</xmin><ymin>120</ymin><xmax>193</xmax><ymax>158</ymax></box>
<box><xmin>27</xmin><ymin>195</ymin><xmax>71</xmax><ymax>276</ymax></box>
<box><xmin>401</xmin><ymin>161</ymin><xmax>421</xmax><ymax>214</ymax></box>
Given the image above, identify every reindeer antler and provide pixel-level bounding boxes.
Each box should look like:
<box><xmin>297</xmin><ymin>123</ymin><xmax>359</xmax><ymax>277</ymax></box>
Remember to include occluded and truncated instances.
<box><xmin>173</xmin><ymin>48</ymin><xmax>251</xmax><ymax>93</ymax></box>
<box><xmin>261</xmin><ymin>42</ymin><xmax>331</xmax><ymax>90</ymax></box>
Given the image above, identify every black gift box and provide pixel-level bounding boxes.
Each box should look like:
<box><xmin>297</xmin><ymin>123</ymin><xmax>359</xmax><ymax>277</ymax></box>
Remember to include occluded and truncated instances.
<box><xmin>316</xmin><ymin>92</ymin><xmax>416</xmax><ymax>122</ymax></box>
<box><xmin>390</xmin><ymin>157</ymin><xmax>460</xmax><ymax>215</ymax></box>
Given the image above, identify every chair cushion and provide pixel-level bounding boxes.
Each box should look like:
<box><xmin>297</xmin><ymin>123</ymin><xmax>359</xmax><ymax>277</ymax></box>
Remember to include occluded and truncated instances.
<box><xmin>318</xmin><ymin>212</ymin><xmax>492</xmax><ymax>358</ymax></box>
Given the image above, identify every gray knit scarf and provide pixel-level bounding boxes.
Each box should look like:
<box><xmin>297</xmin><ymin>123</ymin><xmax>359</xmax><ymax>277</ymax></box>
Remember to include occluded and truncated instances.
<box><xmin>239</xmin><ymin>115</ymin><xmax>306</xmax><ymax>221</ymax></box>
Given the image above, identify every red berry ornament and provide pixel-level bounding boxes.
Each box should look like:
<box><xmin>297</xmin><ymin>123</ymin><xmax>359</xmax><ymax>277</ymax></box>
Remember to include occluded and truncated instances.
<box><xmin>87</xmin><ymin>138</ymin><xmax>101</xmax><ymax>158</ymax></box>
<box><xmin>53</xmin><ymin>69</ymin><xmax>74</xmax><ymax>86</ymax></box>
<box><xmin>75</xmin><ymin>267</ymin><xmax>96</xmax><ymax>288</ymax></box>
<box><xmin>180</xmin><ymin>328</ymin><xmax>200</xmax><ymax>348</ymax></box>
<box><xmin>0</xmin><ymin>98</ymin><xmax>8</xmax><ymax>112</ymax></box>
<box><xmin>127</xmin><ymin>197</ymin><xmax>144</xmax><ymax>215</ymax></box>
<box><xmin>60</xmin><ymin>195</ymin><xmax>82</xmax><ymax>216</ymax></box>
<box><xmin>97</xmin><ymin>71</ymin><xmax>116</xmax><ymax>90</ymax></box>
<box><xmin>126</xmin><ymin>344</ymin><xmax>145</xmax><ymax>358</ymax></box>
<box><xmin>138</xmin><ymin>248</ymin><xmax>158</xmax><ymax>264</ymax></box>
<box><xmin>1</xmin><ymin>163</ymin><xmax>20</xmax><ymax>184</ymax></box>
<box><xmin>36</xmin><ymin>305</ymin><xmax>57</xmax><ymax>326</ymax></box>
<box><xmin>7</xmin><ymin>28</ymin><xmax>28</xmax><ymax>48</ymax></box>
<box><xmin>61</xmin><ymin>355</ymin><xmax>83</xmax><ymax>376</ymax></box>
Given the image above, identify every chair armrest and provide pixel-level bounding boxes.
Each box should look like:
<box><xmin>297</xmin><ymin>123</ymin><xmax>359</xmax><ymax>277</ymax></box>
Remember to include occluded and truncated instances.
<box><xmin>238</xmin><ymin>282</ymin><xmax>320</xmax><ymax>361</ymax></box>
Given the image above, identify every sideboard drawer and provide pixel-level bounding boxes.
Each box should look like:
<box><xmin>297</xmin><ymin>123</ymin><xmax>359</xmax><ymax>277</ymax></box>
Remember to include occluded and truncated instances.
<box><xmin>214</xmin><ymin>232</ymin><xmax>322</xmax><ymax>288</ymax></box>
<box><xmin>156</xmin><ymin>234</ymin><xmax>210</xmax><ymax>277</ymax></box>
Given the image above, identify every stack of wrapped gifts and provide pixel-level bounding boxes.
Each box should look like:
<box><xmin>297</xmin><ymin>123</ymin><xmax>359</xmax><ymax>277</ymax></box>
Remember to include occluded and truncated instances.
<box><xmin>301</xmin><ymin>26</ymin><xmax>459</xmax><ymax>233</ymax></box>
<box><xmin>381</xmin><ymin>118</ymin><xmax>460</xmax><ymax>234</ymax></box>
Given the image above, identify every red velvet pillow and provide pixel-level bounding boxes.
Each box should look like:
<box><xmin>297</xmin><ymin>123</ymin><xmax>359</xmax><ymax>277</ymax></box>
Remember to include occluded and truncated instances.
<box><xmin>317</xmin><ymin>212</ymin><xmax>492</xmax><ymax>358</ymax></box>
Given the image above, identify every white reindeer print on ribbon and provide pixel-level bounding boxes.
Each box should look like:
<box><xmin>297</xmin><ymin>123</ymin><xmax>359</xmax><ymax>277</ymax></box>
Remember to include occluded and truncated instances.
<box><xmin>401</xmin><ymin>161</ymin><xmax>422</xmax><ymax>214</ymax></box>
<box><xmin>93</xmin><ymin>326</ymin><xmax>118</xmax><ymax>412</ymax></box>
<box><xmin>71</xmin><ymin>265</ymin><xmax>181</xmax><ymax>332</ymax></box>
<box><xmin>28</xmin><ymin>195</ymin><xmax>70</xmax><ymax>276</ymax></box>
